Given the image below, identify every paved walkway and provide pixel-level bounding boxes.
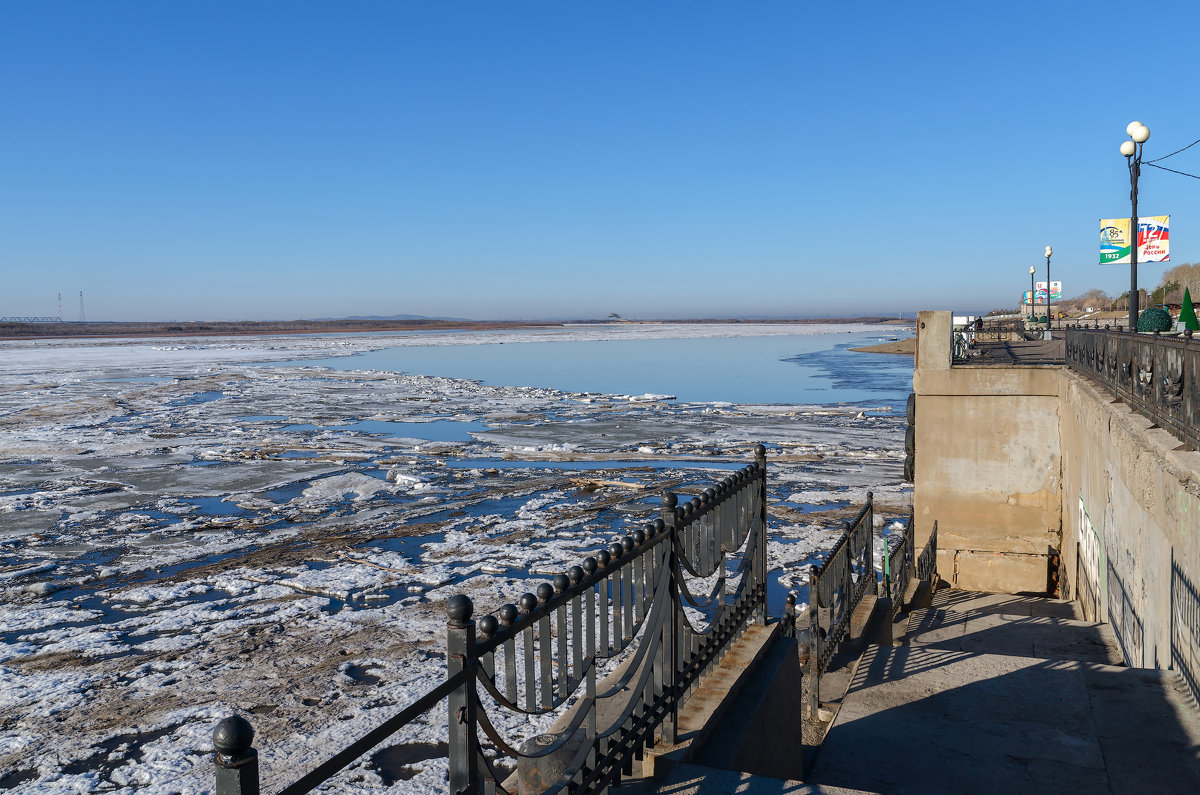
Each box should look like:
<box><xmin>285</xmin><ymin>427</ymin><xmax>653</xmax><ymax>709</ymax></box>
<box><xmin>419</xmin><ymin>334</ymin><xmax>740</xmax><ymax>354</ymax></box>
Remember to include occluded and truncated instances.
<box><xmin>807</xmin><ymin>590</ymin><xmax>1200</xmax><ymax>794</ymax></box>
<box><xmin>965</xmin><ymin>339</ymin><xmax>1065</xmax><ymax>366</ymax></box>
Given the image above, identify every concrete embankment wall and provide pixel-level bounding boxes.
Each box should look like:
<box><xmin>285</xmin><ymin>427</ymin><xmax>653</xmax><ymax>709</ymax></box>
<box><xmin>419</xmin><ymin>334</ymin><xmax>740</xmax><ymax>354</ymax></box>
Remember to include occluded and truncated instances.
<box><xmin>1059</xmin><ymin>370</ymin><xmax>1200</xmax><ymax>673</ymax></box>
<box><xmin>912</xmin><ymin>311</ymin><xmax>1062</xmax><ymax>594</ymax></box>
<box><xmin>913</xmin><ymin>311</ymin><xmax>1200</xmax><ymax>683</ymax></box>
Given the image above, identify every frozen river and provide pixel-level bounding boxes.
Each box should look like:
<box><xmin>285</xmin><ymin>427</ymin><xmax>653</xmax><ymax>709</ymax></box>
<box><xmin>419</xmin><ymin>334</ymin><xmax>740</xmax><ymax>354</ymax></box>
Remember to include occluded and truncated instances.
<box><xmin>0</xmin><ymin>323</ymin><xmax>912</xmax><ymax>792</ymax></box>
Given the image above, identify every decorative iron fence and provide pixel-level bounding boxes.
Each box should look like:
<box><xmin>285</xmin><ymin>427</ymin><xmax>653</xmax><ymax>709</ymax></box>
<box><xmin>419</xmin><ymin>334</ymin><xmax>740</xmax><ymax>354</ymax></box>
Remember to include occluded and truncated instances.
<box><xmin>1064</xmin><ymin>326</ymin><xmax>1200</xmax><ymax>451</ymax></box>
<box><xmin>975</xmin><ymin>319</ymin><xmax>1023</xmax><ymax>343</ymax></box>
<box><xmin>212</xmin><ymin>447</ymin><xmax>769</xmax><ymax>795</ymax></box>
<box><xmin>799</xmin><ymin>506</ymin><xmax>938</xmax><ymax>718</ymax></box>
<box><xmin>882</xmin><ymin>507</ymin><xmax>916</xmax><ymax>615</ymax></box>
<box><xmin>807</xmin><ymin>494</ymin><xmax>875</xmax><ymax>717</ymax></box>
<box><xmin>916</xmin><ymin>520</ymin><xmax>938</xmax><ymax>586</ymax></box>
<box><xmin>952</xmin><ymin>330</ymin><xmax>971</xmax><ymax>362</ymax></box>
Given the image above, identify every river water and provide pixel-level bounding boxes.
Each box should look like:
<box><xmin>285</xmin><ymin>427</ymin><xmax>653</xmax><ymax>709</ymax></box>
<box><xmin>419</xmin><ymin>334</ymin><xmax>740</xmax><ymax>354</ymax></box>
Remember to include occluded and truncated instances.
<box><xmin>286</xmin><ymin>325</ymin><xmax>915</xmax><ymax>407</ymax></box>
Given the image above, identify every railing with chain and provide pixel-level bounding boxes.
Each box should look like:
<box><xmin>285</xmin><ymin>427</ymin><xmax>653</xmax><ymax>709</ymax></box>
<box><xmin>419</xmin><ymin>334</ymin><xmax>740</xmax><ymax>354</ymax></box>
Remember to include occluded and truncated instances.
<box><xmin>916</xmin><ymin>520</ymin><xmax>938</xmax><ymax>586</ymax></box>
<box><xmin>799</xmin><ymin>503</ymin><xmax>938</xmax><ymax>719</ymax></box>
<box><xmin>806</xmin><ymin>494</ymin><xmax>875</xmax><ymax>717</ymax></box>
<box><xmin>1064</xmin><ymin>326</ymin><xmax>1200</xmax><ymax>452</ymax></box>
<box><xmin>211</xmin><ymin>446</ymin><xmax>769</xmax><ymax>794</ymax></box>
<box><xmin>882</xmin><ymin>506</ymin><xmax>916</xmax><ymax>617</ymax></box>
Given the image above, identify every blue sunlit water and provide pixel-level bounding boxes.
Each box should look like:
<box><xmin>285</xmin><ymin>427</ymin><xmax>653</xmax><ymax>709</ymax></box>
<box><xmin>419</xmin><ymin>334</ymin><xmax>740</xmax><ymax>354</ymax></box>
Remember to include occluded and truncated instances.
<box><xmin>281</xmin><ymin>329</ymin><xmax>914</xmax><ymax>407</ymax></box>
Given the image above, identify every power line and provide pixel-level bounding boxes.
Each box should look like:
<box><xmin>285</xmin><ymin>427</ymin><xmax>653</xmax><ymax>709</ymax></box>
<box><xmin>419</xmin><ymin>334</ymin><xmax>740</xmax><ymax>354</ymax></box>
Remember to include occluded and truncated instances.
<box><xmin>1146</xmin><ymin>137</ymin><xmax>1200</xmax><ymax>163</ymax></box>
<box><xmin>1145</xmin><ymin>162</ymin><xmax>1200</xmax><ymax>180</ymax></box>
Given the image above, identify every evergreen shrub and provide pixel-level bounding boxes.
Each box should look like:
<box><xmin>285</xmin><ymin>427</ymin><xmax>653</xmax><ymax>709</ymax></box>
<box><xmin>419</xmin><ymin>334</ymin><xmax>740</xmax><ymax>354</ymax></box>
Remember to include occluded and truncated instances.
<box><xmin>1137</xmin><ymin>307</ymin><xmax>1173</xmax><ymax>332</ymax></box>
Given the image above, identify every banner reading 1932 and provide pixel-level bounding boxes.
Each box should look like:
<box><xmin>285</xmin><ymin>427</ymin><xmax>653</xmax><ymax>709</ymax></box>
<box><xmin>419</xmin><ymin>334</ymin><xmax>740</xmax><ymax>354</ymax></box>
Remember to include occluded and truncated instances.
<box><xmin>1100</xmin><ymin>215</ymin><xmax>1170</xmax><ymax>265</ymax></box>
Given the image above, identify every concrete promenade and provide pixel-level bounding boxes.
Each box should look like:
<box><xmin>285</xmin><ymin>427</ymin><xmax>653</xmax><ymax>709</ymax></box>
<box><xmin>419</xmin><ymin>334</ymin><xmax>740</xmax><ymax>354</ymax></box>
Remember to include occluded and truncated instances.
<box><xmin>967</xmin><ymin>338</ymin><xmax>1064</xmax><ymax>365</ymax></box>
<box><xmin>808</xmin><ymin>589</ymin><xmax>1200</xmax><ymax>793</ymax></box>
<box><xmin>627</xmin><ymin>587</ymin><xmax>1200</xmax><ymax>795</ymax></box>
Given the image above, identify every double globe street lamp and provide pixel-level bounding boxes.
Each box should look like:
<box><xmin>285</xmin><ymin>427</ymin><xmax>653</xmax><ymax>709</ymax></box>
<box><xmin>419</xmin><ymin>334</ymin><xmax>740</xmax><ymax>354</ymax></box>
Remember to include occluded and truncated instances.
<box><xmin>1121</xmin><ymin>121</ymin><xmax>1151</xmax><ymax>332</ymax></box>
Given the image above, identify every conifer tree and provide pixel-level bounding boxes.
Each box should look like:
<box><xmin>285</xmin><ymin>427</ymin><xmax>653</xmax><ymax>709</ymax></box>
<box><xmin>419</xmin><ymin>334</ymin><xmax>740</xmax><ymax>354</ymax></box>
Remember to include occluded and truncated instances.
<box><xmin>1182</xmin><ymin>287</ymin><xmax>1200</xmax><ymax>332</ymax></box>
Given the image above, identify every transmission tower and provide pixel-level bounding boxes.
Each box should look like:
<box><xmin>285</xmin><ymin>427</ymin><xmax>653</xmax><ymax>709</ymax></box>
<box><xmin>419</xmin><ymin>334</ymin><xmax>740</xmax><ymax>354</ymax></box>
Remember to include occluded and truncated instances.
<box><xmin>57</xmin><ymin>293</ymin><xmax>62</xmax><ymax>321</ymax></box>
<box><xmin>79</xmin><ymin>291</ymin><xmax>86</xmax><ymax>323</ymax></box>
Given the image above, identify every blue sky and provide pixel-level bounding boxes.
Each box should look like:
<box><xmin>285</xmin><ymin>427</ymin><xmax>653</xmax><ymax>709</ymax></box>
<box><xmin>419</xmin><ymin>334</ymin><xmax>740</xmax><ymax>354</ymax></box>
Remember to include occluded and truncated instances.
<box><xmin>3</xmin><ymin>2</ymin><xmax>1199</xmax><ymax>322</ymax></box>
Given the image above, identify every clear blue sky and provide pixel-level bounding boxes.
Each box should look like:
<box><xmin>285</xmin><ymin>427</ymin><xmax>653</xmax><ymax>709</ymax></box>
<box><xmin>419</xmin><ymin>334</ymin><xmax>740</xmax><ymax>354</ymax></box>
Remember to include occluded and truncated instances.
<box><xmin>3</xmin><ymin>2</ymin><xmax>1199</xmax><ymax>322</ymax></box>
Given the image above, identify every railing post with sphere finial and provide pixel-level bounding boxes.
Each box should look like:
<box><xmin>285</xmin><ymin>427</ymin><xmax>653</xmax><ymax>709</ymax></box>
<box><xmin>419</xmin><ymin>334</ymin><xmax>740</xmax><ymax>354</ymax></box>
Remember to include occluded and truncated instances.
<box><xmin>867</xmin><ymin>491</ymin><xmax>876</xmax><ymax>596</ymax></box>
<box><xmin>783</xmin><ymin>593</ymin><xmax>797</xmax><ymax>638</ymax></box>
<box><xmin>755</xmin><ymin>444</ymin><xmax>768</xmax><ymax>625</ymax></box>
<box><xmin>213</xmin><ymin>715</ymin><xmax>258</xmax><ymax>795</ymax></box>
<box><xmin>660</xmin><ymin>491</ymin><xmax>680</xmax><ymax>745</ymax></box>
<box><xmin>809</xmin><ymin>562</ymin><xmax>821</xmax><ymax>721</ymax></box>
<box><xmin>447</xmin><ymin>594</ymin><xmax>480</xmax><ymax>794</ymax></box>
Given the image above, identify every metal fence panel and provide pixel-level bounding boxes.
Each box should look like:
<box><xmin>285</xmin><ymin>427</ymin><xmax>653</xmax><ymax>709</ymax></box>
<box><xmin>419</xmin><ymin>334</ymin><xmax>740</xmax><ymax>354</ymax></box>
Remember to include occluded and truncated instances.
<box><xmin>1065</xmin><ymin>327</ymin><xmax>1200</xmax><ymax>452</ymax></box>
<box><xmin>215</xmin><ymin>447</ymin><xmax>772</xmax><ymax>795</ymax></box>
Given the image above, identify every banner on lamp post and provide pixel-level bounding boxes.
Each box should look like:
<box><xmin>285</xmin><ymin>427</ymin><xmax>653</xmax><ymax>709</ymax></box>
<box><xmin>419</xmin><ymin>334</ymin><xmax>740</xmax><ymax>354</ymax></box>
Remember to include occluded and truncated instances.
<box><xmin>1100</xmin><ymin>215</ymin><xmax>1170</xmax><ymax>265</ymax></box>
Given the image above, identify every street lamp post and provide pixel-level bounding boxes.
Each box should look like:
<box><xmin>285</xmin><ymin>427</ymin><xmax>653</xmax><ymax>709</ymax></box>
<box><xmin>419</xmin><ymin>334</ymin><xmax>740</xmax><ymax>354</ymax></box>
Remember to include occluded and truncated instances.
<box><xmin>1122</xmin><ymin>121</ymin><xmax>1151</xmax><ymax>332</ymax></box>
<box><xmin>1029</xmin><ymin>266</ymin><xmax>1036</xmax><ymax>322</ymax></box>
<box><xmin>1044</xmin><ymin>246</ymin><xmax>1053</xmax><ymax>338</ymax></box>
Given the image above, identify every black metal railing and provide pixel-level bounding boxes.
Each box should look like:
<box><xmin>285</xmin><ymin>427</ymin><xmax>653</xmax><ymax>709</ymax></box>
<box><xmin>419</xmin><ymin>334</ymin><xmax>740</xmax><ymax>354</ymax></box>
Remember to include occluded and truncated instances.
<box><xmin>916</xmin><ymin>520</ymin><xmax>938</xmax><ymax>586</ymax></box>
<box><xmin>798</xmin><ymin>506</ymin><xmax>938</xmax><ymax>718</ymax></box>
<box><xmin>212</xmin><ymin>447</ymin><xmax>770</xmax><ymax>794</ymax></box>
<box><xmin>1065</xmin><ymin>326</ymin><xmax>1200</xmax><ymax>451</ymax></box>
<box><xmin>882</xmin><ymin>507</ymin><xmax>916</xmax><ymax>614</ymax></box>
<box><xmin>975</xmin><ymin>319</ymin><xmax>1023</xmax><ymax>343</ymax></box>
<box><xmin>806</xmin><ymin>494</ymin><xmax>875</xmax><ymax>716</ymax></box>
<box><xmin>952</xmin><ymin>329</ymin><xmax>971</xmax><ymax>362</ymax></box>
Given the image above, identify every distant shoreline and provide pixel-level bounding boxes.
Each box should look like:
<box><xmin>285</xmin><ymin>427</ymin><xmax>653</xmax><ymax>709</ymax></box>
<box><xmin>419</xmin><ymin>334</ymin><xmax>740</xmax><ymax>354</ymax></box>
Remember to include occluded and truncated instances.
<box><xmin>0</xmin><ymin>319</ymin><xmax>556</xmax><ymax>342</ymax></box>
<box><xmin>849</xmin><ymin>338</ymin><xmax>916</xmax><ymax>355</ymax></box>
<box><xmin>0</xmin><ymin>317</ymin><xmax>914</xmax><ymax>342</ymax></box>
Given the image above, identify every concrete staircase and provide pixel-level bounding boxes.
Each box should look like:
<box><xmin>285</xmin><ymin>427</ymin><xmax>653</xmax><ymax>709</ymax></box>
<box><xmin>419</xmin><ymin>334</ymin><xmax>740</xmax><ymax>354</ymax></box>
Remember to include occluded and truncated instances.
<box><xmin>623</xmin><ymin>589</ymin><xmax>1200</xmax><ymax>795</ymax></box>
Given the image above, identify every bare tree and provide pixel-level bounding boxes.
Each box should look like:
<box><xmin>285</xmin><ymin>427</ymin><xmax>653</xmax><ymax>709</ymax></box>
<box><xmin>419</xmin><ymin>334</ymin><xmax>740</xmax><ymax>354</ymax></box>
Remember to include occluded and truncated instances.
<box><xmin>1158</xmin><ymin>263</ymin><xmax>1200</xmax><ymax>304</ymax></box>
<box><xmin>1057</xmin><ymin>288</ymin><xmax>1111</xmax><ymax>314</ymax></box>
